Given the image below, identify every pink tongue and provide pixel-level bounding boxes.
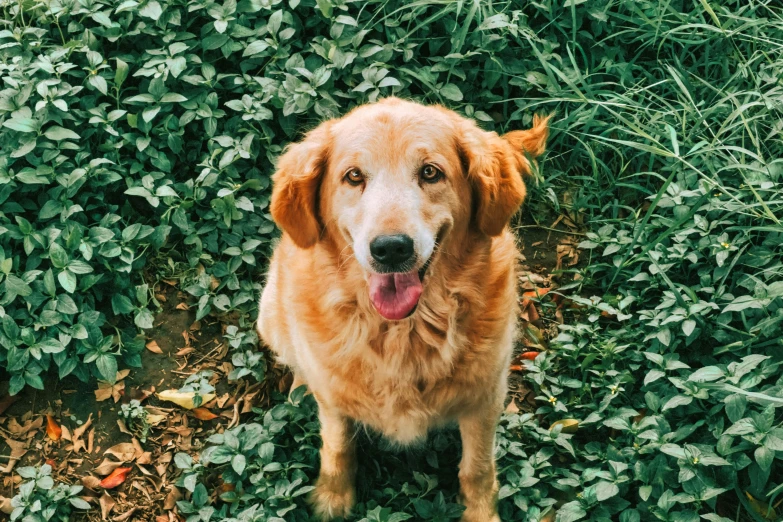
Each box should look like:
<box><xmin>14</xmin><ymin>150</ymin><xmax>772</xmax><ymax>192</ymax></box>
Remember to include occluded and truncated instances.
<box><xmin>368</xmin><ymin>272</ymin><xmax>423</xmax><ymax>321</ymax></box>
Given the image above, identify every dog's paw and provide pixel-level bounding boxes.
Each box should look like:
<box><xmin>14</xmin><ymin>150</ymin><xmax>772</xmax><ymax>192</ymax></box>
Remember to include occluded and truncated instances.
<box><xmin>309</xmin><ymin>475</ymin><xmax>355</xmax><ymax>521</ymax></box>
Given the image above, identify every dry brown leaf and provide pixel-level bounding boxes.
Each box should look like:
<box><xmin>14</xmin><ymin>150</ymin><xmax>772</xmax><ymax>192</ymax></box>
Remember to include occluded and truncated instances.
<box><xmin>155</xmin><ymin>515</ymin><xmax>169</xmax><ymax>522</ymax></box>
<box><xmin>137</xmin><ymin>452</ymin><xmax>153</xmax><ymax>465</ymax></box>
<box><xmin>100</xmin><ymin>491</ymin><xmax>116</xmax><ymax>520</ymax></box>
<box><xmin>81</xmin><ymin>475</ymin><xmax>103</xmax><ymax>490</ymax></box>
<box><xmin>87</xmin><ymin>428</ymin><xmax>95</xmax><ymax>453</ymax></box>
<box><xmin>117</xmin><ymin>420</ymin><xmax>133</xmax><ymax>436</ymax></box>
<box><xmin>95</xmin><ymin>458</ymin><xmax>124</xmax><ymax>476</ymax></box>
<box><xmin>7</xmin><ymin>416</ymin><xmax>43</xmax><ymax>436</ymax></box>
<box><xmin>105</xmin><ymin>443</ymin><xmax>138</xmax><ymax>463</ymax></box>
<box><xmin>175</xmin><ymin>302</ymin><xmax>190</xmax><ymax>311</ymax></box>
<box><xmin>155</xmin><ymin>452</ymin><xmax>173</xmax><ymax>477</ymax></box>
<box><xmin>0</xmin><ymin>495</ymin><xmax>13</xmax><ymax>514</ymax></box>
<box><xmin>95</xmin><ymin>380</ymin><xmax>125</xmax><ymax>403</ymax></box>
<box><xmin>0</xmin><ymin>437</ymin><xmax>28</xmax><ymax>473</ymax></box>
<box><xmin>505</xmin><ymin>399</ymin><xmax>519</xmax><ymax>414</ymax></box>
<box><xmin>73</xmin><ymin>414</ymin><xmax>93</xmax><ymax>439</ymax></box>
<box><xmin>46</xmin><ymin>415</ymin><xmax>62</xmax><ymax>441</ymax></box>
<box><xmin>176</xmin><ymin>347</ymin><xmax>196</xmax><ymax>356</ymax></box>
<box><xmin>146</xmin><ymin>341</ymin><xmax>163</xmax><ymax>354</ymax></box>
<box><xmin>163</xmin><ymin>486</ymin><xmax>182</xmax><ymax>510</ymax></box>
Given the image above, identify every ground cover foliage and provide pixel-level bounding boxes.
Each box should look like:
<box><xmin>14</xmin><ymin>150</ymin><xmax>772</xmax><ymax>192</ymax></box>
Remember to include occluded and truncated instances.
<box><xmin>1</xmin><ymin>0</ymin><xmax>782</xmax><ymax>521</ymax></box>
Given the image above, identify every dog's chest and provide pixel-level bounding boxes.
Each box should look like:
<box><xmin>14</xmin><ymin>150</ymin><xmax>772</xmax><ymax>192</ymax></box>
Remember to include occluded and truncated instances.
<box><xmin>325</xmin><ymin>323</ymin><xmax>466</xmax><ymax>444</ymax></box>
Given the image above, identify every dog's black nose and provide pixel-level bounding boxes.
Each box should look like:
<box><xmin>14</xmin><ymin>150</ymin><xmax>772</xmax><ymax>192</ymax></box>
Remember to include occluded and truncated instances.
<box><xmin>370</xmin><ymin>234</ymin><xmax>415</xmax><ymax>267</ymax></box>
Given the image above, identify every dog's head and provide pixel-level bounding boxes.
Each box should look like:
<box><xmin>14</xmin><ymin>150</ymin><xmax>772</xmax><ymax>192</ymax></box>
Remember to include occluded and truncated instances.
<box><xmin>270</xmin><ymin>97</ymin><xmax>549</xmax><ymax>321</ymax></box>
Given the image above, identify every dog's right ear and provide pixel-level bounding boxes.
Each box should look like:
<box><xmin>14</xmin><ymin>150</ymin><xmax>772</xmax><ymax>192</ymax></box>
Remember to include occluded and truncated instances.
<box><xmin>270</xmin><ymin>122</ymin><xmax>333</xmax><ymax>249</ymax></box>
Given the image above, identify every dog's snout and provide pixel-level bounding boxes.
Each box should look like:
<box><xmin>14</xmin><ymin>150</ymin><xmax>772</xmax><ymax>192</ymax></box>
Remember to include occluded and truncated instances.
<box><xmin>370</xmin><ymin>234</ymin><xmax>415</xmax><ymax>267</ymax></box>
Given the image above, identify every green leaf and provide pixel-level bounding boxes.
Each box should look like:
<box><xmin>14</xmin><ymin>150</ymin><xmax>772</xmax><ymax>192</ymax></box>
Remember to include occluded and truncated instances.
<box><xmin>115</xmin><ymin>58</ymin><xmax>129</xmax><ymax>86</ymax></box>
<box><xmin>50</xmin><ymin>242</ymin><xmax>70</xmax><ymax>268</ymax></box>
<box><xmin>724</xmin><ymin>394</ymin><xmax>746</xmax><ymax>423</ymax></box>
<box><xmin>135</xmin><ymin>309</ymin><xmax>154</xmax><ymax>329</ymax></box>
<box><xmin>96</xmin><ymin>353</ymin><xmax>118</xmax><ymax>382</ymax></box>
<box><xmin>688</xmin><ymin>366</ymin><xmax>724</xmax><ymax>382</ymax></box>
<box><xmin>440</xmin><ymin>84</ymin><xmax>463</xmax><ymax>101</ymax></box>
<box><xmin>662</xmin><ymin>395</ymin><xmax>693</xmax><ymax>411</ymax></box>
<box><xmin>44</xmin><ymin>126</ymin><xmax>80</xmax><ymax>141</ymax></box>
<box><xmin>556</xmin><ymin>501</ymin><xmax>587</xmax><ymax>522</ymax></box>
<box><xmin>88</xmin><ymin>74</ymin><xmax>109</xmax><ymax>95</ymax></box>
<box><xmin>5</xmin><ymin>275</ymin><xmax>32</xmax><ymax>297</ymax></box>
<box><xmin>595</xmin><ymin>481</ymin><xmax>619</xmax><ymax>501</ymax></box>
<box><xmin>58</xmin><ymin>270</ymin><xmax>77</xmax><ymax>293</ymax></box>
<box><xmin>139</xmin><ymin>0</ymin><xmax>162</xmax><ymax>19</ymax></box>
<box><xmin>231</xmin><ymin>453</ymin><xmax>246</xmax><ymax>475</ymax></box>
<box><xmin>3</xmin><ymin>118</ymin><xmax>37</xmax><ymax>132</ymax></box>
<box><xmin>70</xmin><ymin>497</ymin><xmax>92</xmax><ymax>510</ymax></box>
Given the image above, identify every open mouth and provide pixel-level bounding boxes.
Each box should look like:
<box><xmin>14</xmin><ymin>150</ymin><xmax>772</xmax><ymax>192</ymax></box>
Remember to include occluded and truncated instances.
<box><xmin>368</xmin><ymin>255</ymin><xmax>434</xmax><ymax>321</ymax></box>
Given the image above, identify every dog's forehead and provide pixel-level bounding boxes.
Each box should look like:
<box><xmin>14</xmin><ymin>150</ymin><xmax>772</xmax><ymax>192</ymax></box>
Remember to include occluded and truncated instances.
<box><xmin>331</xmin><ymin>103</ymin><xmax>457</xmax><ymax>160</ymax></box>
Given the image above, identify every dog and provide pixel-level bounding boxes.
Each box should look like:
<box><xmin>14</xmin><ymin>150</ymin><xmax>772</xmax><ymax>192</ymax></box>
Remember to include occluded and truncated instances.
<box><xmin>256</xmin><ymin>97</ymin><xmax>549</xmax><ymax>521</ymax></box>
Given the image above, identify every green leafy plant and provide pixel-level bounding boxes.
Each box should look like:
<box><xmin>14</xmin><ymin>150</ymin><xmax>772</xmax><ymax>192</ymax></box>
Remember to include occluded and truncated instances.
<box><xmin>179</xmin><ymin>370</ymin><xmax>216</xmax><ymax>409</ymax></box>
<box><xmin>119</xmin><ymin>399</ymin><xmax>151</xmax><ymax>443</ymax></box>
<box><xmin>10</xmin><ymin>464</ymin><xmax>90</xmax><ymax>521</ymax></box>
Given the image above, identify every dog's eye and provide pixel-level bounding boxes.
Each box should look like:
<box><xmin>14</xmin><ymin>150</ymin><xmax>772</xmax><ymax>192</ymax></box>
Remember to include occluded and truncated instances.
<box><xmin>420</xmin><ymin>164</ymin><xmax>443</xmax><ymax>183</ymax></box>
<box><xmin>344</xmin><ymin>168</ymin><xmax>365</xmax><ymax>186</ymax></box>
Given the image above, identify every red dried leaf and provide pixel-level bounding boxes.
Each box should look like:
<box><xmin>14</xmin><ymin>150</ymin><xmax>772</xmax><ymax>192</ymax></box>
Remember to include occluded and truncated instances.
<box><xmin>99</xmin><ymin>467</ymin><xmax>131</xmax><ymax>489</ymax></box>
<box><xmin>192</xmin><ymin>408</ymin><xmax>218</xmax><ymax>421</ymax></box>
<box><xmin>519</xmin><ymin>351</ymin><xmax>540</xmax><ymax>360</ymax></box>
<box><xmin>46</xmin><ymin>415</ymin><xmax>62</xmax><ymax>441</ymax></box>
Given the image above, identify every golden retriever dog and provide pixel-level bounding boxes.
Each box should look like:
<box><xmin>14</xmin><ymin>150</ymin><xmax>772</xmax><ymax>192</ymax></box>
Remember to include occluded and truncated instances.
<box><xmin>256</xmin><ymin>97</ymin><xmax>549</xmax><ymax>522</ymax></box>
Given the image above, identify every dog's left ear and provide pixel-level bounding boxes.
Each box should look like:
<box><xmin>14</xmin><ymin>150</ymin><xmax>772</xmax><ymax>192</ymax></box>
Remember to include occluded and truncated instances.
<box><xmin>270</xmin><ymin>121</ymin><xmax>333</xmax><ymax>249</ymax></box>
<box><xmin>461</xmin><ymin>115</ymin><xmax>551</xmax><ymax>236</ymax></box>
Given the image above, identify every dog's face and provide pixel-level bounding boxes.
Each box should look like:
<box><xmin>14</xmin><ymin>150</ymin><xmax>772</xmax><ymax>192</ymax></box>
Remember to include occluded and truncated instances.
<box><xmin>270</xmin><ymin>98</ymin><xmax>549</xmax><ymax>321</ymax></box>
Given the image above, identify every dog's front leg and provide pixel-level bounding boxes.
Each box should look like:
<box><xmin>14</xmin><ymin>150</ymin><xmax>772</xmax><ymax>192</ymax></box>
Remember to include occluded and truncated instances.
<box><xmin>310</xmin><ymin>404</ymin><xmax>357</xmax><ymax>521</ymax></box>
<box><xmin>457</xmin><ymin>406</ymin><xmax>502</xmax><ymax>522</ymax></box>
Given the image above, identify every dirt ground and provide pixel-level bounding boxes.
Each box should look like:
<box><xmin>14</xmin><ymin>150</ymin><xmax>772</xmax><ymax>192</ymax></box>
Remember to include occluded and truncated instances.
<box><xmin>0</xmin><ymin>215</ymin><xmax>582</xmax><ymax>521</ymax></box>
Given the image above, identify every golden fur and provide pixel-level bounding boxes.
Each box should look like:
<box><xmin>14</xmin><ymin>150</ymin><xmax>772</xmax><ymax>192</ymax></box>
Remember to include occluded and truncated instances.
<box><xmin>257</xmin><ymin>97</ymin><xmax>549</xmax><ymax>521</ymax></box>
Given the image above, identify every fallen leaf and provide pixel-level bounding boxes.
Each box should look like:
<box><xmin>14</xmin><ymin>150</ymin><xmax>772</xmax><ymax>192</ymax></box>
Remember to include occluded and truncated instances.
<box><xmin>0</xmin><ymin>438</ymin><xmax>27</xmax><ymax>473</ymax></box>
<box><xmin>163</xmin><ymin>486</ymin><xmax>182</xmax><ymax>510</ymax></box>
<box><xmin>117</xmin><ymin>420</ymin><xmax>133</xmax><ymax>436</ymax></box>
<box><xmin>192</xmin><ymin>407</ymin><xmax>218</xmax><ymax>421</ymax></box>
<box><xmin>155</xmin><ymin>516</ymin><xmax>169</xmax><ymax>522</ymax></box>
<box><xmin>550</xmin><ymin>419</ymin><xmax>579</xmax><ymax>434</ymax></box>
<box><xmin>505</xmin><ymin>399</ymin><xmax>519</xmax><ymax>414</ymax></box>
<box><xmin>105</xmin><ymin>443</ymin><xmax>139</xmax><ymax>463</ymax></box>
<box><xmin>82</xmin><ymin>475</ymin><xmax>103</xmax><ymax>489</ymax></box>
<box><xmin>176</xmin><ymin>347</ymin><xmax>196</xmax><ymax>356</ymax></box>
<box><xmin>175</xmin><ymin>302</ymin><xmax>190</xmax><ymax>311</ymax></box>
<box><xmin>100</xmin><ymin>467</ymin><xmax>132</xmax><ymax>489</ymax></box>
<box><xmin>46</xmin><ymin>415</ymin><xmax>62</xmax><ymax>441</ymax></box>
<box><xmin>95</xmin><ymin>458</ymin><xmax>124</xmax><ymax>476</ymax></box>
<box><xmin>95</xmin><ymin>380</ymin><xmax>125</xmax><ymax>403</ymax></box>
<box><xmin>100</xmin><ymin>491</ymin><xmax>116</xmax><ymax>520</ymax></box>
<box><xmin>519</xmin><ymin>351</ymin><xmax>540</xmax><ymax>361</ymax></box>
<box><xmin>0</xmin><ymin>495</ymin><xmax>12</xmax><ymax>514</ymax></box>
<box><xmin>146</xmin><ymin>341</ymin><xmax>163</xmax><ymax>354</ymax></box>
<box><xmin>157</xmin><ymin>390</ymin><xmax>216</xmax><ymax>410</ymax></box>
